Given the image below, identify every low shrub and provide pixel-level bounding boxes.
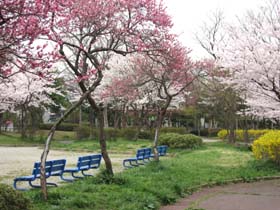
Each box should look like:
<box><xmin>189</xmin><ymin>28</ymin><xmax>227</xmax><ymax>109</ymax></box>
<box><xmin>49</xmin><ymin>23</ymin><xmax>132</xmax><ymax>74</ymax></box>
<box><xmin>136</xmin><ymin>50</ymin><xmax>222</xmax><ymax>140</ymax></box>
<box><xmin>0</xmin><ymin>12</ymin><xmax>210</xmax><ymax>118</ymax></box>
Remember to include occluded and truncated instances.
<box><xmin>120</xmin><ymin>128</ymin><xmax>138</xmax><ymax>140</ymax></box>
<box><xmin>160</xmin><ymin>127</ymin><xmax>187</xmax><ymax>134</ymax></box>
<box><xmin>252</xmin><ymin>131</ymin><xmax>280</xmax><ymax>165</ymax></box>
<box><xmin>217</xmin><ymin>129</ymin><xmax>228</xmax><ymax>140</ymax></box>
<box><xmin>138</xmin><ymin>130</ymin><xmax>153</xmax><ymax>140</ymax></box>
<box><xmin>217</xmin><ymin>129</ymin><xmax>270</xmax><ymax>141</ymax></box>
<box><xmin>190</xmin><ymin>129</ymin><xmax>208</xmax><ymax>137</ymax></box>
<box><xmin>0</xmin><ymin>184</ymin><xmax>31</xmax><ymax>210</ymax></box>
<box><xmin>39</xmin><ymin>123</ymin><xmax>79</xmax><ymax>131</ymax></box>
<box><xmin>104</xmin><ymin>128</ymin><xmax>120</xmax><ymax>141</ymax></box>
<box><xmin>159</xmin><ymin>133</ymin><xmax>202</xmax><ymax>149</ymax></box>
<box><xmin>75</xmin><ymin>125</ymin><xmax>91</xmax><ymax>140</ymax></box>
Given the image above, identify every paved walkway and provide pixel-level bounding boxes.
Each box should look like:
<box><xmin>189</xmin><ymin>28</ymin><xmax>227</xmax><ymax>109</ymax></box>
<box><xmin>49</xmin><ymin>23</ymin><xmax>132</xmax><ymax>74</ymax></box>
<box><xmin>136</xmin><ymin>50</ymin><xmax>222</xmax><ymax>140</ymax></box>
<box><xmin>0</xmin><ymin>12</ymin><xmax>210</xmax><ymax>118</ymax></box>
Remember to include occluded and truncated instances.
<box><xmin>160</xmin><ymin>179</ymin><xmax>280</xmax><ymax>210</ymax></box>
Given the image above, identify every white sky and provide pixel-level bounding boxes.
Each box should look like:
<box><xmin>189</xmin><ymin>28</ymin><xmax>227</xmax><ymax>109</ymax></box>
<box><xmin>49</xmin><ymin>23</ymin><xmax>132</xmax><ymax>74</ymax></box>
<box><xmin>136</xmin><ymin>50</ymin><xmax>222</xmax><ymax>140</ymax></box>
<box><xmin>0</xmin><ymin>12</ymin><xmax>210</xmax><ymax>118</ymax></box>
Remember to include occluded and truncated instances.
<box><xmin>164</xmin><ymin>0</ymin><xmax>264</xmax><ymax>59</ymax></box>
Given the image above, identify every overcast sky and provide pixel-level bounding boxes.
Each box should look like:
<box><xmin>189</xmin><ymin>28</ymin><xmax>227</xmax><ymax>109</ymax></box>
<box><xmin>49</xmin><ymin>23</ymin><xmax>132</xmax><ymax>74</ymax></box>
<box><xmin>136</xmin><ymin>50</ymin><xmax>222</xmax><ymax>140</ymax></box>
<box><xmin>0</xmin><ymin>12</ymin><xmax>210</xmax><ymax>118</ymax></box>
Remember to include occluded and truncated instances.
<box><xmin>164</xmin><ymin>0</ymin><xmax>264</xmax><ymax>59</ymax></box>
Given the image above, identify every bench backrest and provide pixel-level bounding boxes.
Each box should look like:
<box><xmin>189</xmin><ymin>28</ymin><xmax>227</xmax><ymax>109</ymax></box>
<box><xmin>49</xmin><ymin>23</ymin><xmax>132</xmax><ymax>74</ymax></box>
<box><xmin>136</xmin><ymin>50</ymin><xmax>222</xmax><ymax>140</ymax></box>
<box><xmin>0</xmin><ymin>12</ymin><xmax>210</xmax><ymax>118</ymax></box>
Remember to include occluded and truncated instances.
<box><xmin>136</xmin><ymin>148</ymin><xmax>151</xmax><ymax>160</ymax></box>
<box><xmin>32</xmin><ymin>159</ymin><xmax>66</xmax><ymax>178</ymax></box>
<box><xmin>144</xmin><ymin>148</ymin><xmax>152</xmax><ymax>159</ymax></box>
<box><xmin>50</xmin><ymin>159</ymin><xmax>66</xmax><ymax>176</ymax></box>
<box><xmin>157</xmin><ymin>145</ymin><xmax>168</xmax><ymax>156</ymax></box>
<box><xmin>136</xmin><ymin>149</ymin><xmax>145</xmax><ymax>160</ymax></box>
<box><xmin>77</xmin><ymin>154</ymin><xmax>102</xmax><ymax>170</ymax></box>
<box><xmin>90</xmin><ymin>154</ymin><xmax>102</xmax><ymax>169</ymax></box>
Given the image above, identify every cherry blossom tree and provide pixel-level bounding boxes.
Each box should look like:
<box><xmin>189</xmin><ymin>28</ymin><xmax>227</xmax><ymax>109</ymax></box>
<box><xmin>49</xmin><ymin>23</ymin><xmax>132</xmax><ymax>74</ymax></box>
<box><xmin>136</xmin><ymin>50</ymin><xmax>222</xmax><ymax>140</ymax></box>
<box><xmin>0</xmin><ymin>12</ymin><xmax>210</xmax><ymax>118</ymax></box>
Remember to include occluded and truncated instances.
<box><xmin>12</xmin><ymin>0</ymin><xmax>176</xmax><ymax>199</ymax></box>
<box><xmin>103</xmin><ymin>41</ymin><xmax>213</xmax><ymax>160</ymax></box>
<box><xmin>0</xmin><ymin>71</ymin><xmax>58</xmax><ymax>137</ymax></box>
<box><xmin>218</xmin><ymin>0</ymin><xmax>280</xmax><ymax>120</ymax></box>
<box><xmin>0</xmin><ymin>0</ymin><xmax>64</xmax><ymax>78</ymax></box>
<box><xmin>2</xmin><ymin>0</ymin><xmax>201</xmax><ymax>199</ymax></box>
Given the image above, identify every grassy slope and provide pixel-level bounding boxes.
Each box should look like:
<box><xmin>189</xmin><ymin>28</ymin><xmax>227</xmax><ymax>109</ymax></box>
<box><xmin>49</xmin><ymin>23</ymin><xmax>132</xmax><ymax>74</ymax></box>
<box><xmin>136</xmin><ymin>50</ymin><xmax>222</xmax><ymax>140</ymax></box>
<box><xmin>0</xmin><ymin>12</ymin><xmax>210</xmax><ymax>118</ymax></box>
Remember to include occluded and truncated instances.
<box><xmin>26</xmin><ymin>142</ymin><xmax>280</xmax><ymax>210</ymax></box>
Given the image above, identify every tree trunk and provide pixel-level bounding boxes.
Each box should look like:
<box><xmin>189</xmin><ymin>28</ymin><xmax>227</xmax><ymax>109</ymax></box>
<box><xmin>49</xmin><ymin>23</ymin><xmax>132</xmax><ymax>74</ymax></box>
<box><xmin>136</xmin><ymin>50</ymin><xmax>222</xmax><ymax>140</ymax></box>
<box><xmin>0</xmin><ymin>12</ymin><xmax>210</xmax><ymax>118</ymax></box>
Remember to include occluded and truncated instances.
<box><xmin>89</xmin><ymin>108</ymin><xmax>95</xmax><ymax>139</ymax></box>
<box><xmin>21</xmin><ymin>105</ymin><xmax>27</xmax><ymax>139</ymax></box>
<box><xmin>228</xmin><ymin>122</ymin><xmax>235</xmax><ymax>144</ymax></box>
<box><xmin>243</xmin><ymin>113</ymin><xmax>249</xmax><ymax>143</ymax></box>
<box><xmin>103</xmin><ymin>104</ymin><xmax>109</xmax><ymax>128</ymax></box>
<box><xmin>0</xmin><ymin>112</ymin><xmax>3</xmax><ymax>134</ymax></box>
<box><xmin>79</xmin><ymin>106</ymin><xmax>82</xmax><ymax>125</ymax></box>
<box><xmin>153</xmin><ymin>98</ymin><xmax>171</xmax><ymax>161</ymax></box>
<box><xmin>121</xmin><ymin>104</ymin><xmax>127</xmax><ymax>128</ymax></box>
<box><xmin>86</xmin><ymin>97</ymin><xmax>114</xmax><ymax>175</ymax></box>
<box><xmin>40</xmin><ymin>87</ymin><xmax>97</xmax><ymax>200</ymax></box>
<box><xmin>97</xmin><ymin>107</ymin><xmax>113</xmax><ymax>175</ymax></box>
<box><xmin>113</xmin><ymin>110</ymin><xmax>120</xmax><ymax>129</ymax></box>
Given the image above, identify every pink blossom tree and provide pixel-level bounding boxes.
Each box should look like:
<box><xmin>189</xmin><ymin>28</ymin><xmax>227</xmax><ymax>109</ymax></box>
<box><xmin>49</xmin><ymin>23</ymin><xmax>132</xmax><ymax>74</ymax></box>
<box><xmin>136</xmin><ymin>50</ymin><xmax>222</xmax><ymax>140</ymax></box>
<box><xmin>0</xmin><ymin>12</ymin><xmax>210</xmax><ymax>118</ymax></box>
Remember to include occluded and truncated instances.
<box><xmin>1</xmin><ymin>0</ymin><xmax>177</xmax><ymax>199</ymax></box>
<box><xmin>0</xmin><ymin>0</ymin><xmax>63</xmax><ymax>78</ymax></box>
<box><xmin>104</xmin><ymin>42</ymin><xmax>213</xmax><ymax>160</ymax></box>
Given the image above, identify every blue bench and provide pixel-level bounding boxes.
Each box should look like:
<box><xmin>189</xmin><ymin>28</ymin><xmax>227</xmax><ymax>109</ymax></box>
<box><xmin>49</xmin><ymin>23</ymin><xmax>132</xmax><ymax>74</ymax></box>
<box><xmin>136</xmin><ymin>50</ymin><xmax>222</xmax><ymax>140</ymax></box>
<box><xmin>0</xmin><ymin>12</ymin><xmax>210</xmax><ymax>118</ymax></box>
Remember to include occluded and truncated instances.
<box><xmin>123</xmin><ymin>148</ymin><xmax>152</xmax><ymax>168</ymax></box>
<box><xmin>62</xmin><ymin>154</ymin><xmax>102</xmax><ymax>180</ymax></box>
<box><xmin>13</xmin><ymin>159</ymin><xmax>66</xmax><ymax>191</ymax></box>
<box><xmin>150</xmin><ymin>145</ymin><xmax>168</xmax><ymax>158</ymax></box>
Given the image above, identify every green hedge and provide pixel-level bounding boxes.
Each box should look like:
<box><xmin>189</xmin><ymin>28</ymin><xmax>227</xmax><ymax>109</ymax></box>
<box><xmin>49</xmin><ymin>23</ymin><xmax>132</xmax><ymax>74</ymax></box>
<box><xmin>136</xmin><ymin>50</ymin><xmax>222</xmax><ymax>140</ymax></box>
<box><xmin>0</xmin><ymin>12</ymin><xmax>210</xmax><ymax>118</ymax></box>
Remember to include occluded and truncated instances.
<box><xmin>39</xmin><ymin>123</ymin><xmax>79</xmax><ymax>131</ymax></box>
<box><xmin>159</xmin><ymin>133</ymin><xmax>203</xmax><ymax>149</ymax></box>
<box><xmin>0</xmin><ymin>184</ymin><xmax>31</xmax><ymax>210</ymax></box>
<box><xmin>160</xmin><ymin>127</ymin><xmax>187</xmax><ymax>134</ymax></box>
<box><xmin>190</xmin><ymin>128</ymin><xmax>220</xmax><ymax>137</ymax></box>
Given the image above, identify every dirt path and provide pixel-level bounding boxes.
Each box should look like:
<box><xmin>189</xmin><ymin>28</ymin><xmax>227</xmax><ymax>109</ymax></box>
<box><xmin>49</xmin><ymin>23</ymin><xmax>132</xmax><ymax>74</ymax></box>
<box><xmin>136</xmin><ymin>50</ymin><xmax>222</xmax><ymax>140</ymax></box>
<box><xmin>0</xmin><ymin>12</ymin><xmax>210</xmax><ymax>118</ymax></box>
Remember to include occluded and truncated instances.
<box><xmin>0</xmin><ymin>146</ymin><xmax>127</xmax><ymax>185</ymax></box>
<box><xmin>160</xmin><ymin>179</ymin><xmax>280</xmax><ymax>210</ymax></box>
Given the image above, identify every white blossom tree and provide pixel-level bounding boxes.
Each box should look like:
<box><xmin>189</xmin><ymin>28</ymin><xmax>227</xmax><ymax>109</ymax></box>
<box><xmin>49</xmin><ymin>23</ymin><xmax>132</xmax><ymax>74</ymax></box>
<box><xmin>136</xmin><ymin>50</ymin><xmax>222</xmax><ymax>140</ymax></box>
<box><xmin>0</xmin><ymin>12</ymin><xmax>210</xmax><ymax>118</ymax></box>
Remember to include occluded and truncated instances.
<box><xmin>218</xmin><ymin>0</ymin><xmax>280</xmax><ymax>119</ymax></box>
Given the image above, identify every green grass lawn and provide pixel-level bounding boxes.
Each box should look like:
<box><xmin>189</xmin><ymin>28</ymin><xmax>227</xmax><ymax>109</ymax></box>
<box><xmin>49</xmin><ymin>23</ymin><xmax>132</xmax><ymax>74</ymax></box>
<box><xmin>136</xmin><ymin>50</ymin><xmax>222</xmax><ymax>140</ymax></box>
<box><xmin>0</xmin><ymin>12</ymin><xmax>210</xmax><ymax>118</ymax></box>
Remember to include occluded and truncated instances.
<box><xmin>0</xmin><ymin>131</ymin><xmax>76</xmax><ymax>145</ymax></box>
<box><xmin>0</xmin><ymin>132</ymin><xmax>153</xmax><ymax>154</ymax></box>
<box><xmin>24</xmin><ymin>142</ymin><xmax>280</xmax><ymax>210</ymax></box>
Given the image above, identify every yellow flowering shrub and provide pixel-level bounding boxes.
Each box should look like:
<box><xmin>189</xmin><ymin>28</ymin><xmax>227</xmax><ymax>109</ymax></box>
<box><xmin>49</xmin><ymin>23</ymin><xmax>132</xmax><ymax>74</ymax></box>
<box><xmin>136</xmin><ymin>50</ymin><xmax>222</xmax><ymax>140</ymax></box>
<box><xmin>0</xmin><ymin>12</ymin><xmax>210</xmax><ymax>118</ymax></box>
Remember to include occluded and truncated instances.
<box><xmin>252</xmin><ymin>131</ymin><xmax>280</xmax><ymax>165</ymax></box>
<box><xmin>217</xmin><ymin>129</ymin><xmax>270</xmax><ymax>141</ymax></box>
<box><xmin>217</xmin><ymin>129</ymin><xmax>228</xmax><ymax>139</ymax></box>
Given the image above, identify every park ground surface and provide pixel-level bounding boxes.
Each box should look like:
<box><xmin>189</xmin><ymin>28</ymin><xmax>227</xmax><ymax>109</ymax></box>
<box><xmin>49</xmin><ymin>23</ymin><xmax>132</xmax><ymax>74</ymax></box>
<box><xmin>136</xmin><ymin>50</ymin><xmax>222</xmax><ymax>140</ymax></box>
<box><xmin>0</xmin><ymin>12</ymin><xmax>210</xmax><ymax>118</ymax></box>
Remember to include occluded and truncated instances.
<box><xmin>1</xmin><ymin>134</ymin><xmax>280</xmax><ymax>210</ymax></box>
<box><xmin>0</xmin><ymin>146</ymin><xmax>128</xmax><ymax>186</ymax></box>
<box><xmin>161</xmin><ymin>179</ymin><xmax>280</xmax><ymax>210</ymax></box>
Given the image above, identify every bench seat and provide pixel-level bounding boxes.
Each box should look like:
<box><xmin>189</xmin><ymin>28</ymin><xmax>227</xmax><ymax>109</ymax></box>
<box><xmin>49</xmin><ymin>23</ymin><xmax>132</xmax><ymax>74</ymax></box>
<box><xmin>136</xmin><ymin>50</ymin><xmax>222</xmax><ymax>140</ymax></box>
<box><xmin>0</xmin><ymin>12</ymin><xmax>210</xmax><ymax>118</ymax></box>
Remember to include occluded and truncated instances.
<box><xmin>123</xmin><ymin>148</ymin><xmax>152</xmax><ymax>168</ymax></box>
<box><xmin>62</xmin><ymin>154</ymin><xmax>102</xmax><ymax>180</ymax></box>
<box><xmin>150</xmin><ymin>145</ymin><xmax>168</xmax><ymax>158</ymax></box>
<box><xmin>14</xmin><ymin>159</ymin><xmax>66</xmax><ymax>191</ymax></box>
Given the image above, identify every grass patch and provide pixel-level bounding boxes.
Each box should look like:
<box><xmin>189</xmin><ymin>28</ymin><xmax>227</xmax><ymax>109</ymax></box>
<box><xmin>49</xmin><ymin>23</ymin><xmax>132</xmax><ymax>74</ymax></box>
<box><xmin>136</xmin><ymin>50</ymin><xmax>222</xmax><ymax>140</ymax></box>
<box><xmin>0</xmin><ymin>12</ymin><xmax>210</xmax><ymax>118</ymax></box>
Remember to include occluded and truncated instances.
<box><xmin>52</xmin><ymin>138</ymin><xmax>153</xmax><ymax>154</ymax></box>
<box><xmin>25</xmin><ymin>142</ymin><xmax>280</xmax><ymax>210</ymax></box>
<box><xmin>0</xmin><ymin>133</ymin><xmax>151</xmax><ymax>153</ymax></box>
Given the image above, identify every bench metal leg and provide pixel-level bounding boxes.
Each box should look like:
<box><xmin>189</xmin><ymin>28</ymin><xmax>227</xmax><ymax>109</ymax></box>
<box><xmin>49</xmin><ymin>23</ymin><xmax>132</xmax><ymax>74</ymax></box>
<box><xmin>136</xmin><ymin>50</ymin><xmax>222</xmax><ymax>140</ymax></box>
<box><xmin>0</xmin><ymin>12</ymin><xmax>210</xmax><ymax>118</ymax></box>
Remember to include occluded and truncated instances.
<box><xmin>29</xmin><ymin>180</ymin><xmax>41</xmax><ymax>188</ymax></box>
<box><xmin>81</xmin><ymin>170</ymin><xmax>93</xmax><ymax>177</ymax></box>
<box><xmin>13</xmin><ymin>180</ymin><xmax>29</xmax><ymax>191</ymax></box>
<box><xmin>29</xmin><ymin>180</ymin><xmax>58</xmax><ymax>188</ymax></box>
<box><xmin>71</xmin><ymin>172</ymin><xmax>84</xmax><ymax>179</ymax></box>
<box><xmin>123</xmin><ymin>160</ymin><xmax>140</xmax><ymax>168</ymax></box>
<box><xmin>60</xmin><ymin>174</ymin><xmax>74</xmax><ymax>182</ymax></box>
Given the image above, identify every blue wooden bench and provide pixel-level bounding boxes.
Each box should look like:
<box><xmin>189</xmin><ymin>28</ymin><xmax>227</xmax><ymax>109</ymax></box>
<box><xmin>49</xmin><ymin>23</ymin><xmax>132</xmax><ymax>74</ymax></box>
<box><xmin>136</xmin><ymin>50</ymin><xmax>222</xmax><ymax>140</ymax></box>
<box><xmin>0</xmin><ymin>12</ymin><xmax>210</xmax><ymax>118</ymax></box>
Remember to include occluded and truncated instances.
<box><xmin>150</xmin><ymin>145</ymin><xmax>168</xmax><ymax>158</ymax></box>
<box><xmin>123</xmin><ymin>148</ymin><xmax>152</xmax><ymax>168</ymax></box>
<box><xmin>13</xmin><ymin>159</ymin><xmax>66</xmax><ymax>191</ymax></box>
<box><xmin>62</xmin><ymin>154</ymin><xmax>102</xmax><ymax>180</ymax></box>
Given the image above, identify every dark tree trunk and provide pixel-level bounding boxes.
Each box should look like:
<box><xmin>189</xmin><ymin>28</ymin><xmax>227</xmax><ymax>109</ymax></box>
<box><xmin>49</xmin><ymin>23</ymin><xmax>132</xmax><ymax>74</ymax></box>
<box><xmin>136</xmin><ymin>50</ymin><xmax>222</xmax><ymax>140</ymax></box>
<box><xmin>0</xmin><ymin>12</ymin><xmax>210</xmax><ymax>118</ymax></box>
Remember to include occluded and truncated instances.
<box><xmin>243</xmin><ymin>113</ymin><xmax>249</xmax><ymax>143</ymax></box>
<box><xmin>0</xmin><ymin>112</ymin><xmax>3</xmax><ymax>134</ymax></box>
<box><xmin>228</xmin><ymin>122</ymin><xmax>235</xmax><ymax>144</ymax></box>
<box><xmin>97</xmin><ymin>107</ymin><xmax>113</xmax><ymax>175</ymax></box>
<box><xmin>86</xmin><ymin>96</ymin><xmax>114</xmax><ymax>175</ymax></box>
<box><xmin>153</xmin><ymin>97</ymin><xmax>171</xmax><ymax>161</ymax></box>
<box><xmin>21</xmin><ymin>105</ymin><xmax>27</xmax><ymax>139</ymax></box>
<box><xmin>89</xmin><ymin>108</ymin><xmax>95</xmax><ymax>139</ymax></box>
<box><xmin>40</xmin><ymin>86</ymin><xmax>98</xmax><ymax>200</ymax></box>
<box><xmin>113</xmin><ymin>110</ymin><xmax>120</xmax><ymax>129</ymax></box>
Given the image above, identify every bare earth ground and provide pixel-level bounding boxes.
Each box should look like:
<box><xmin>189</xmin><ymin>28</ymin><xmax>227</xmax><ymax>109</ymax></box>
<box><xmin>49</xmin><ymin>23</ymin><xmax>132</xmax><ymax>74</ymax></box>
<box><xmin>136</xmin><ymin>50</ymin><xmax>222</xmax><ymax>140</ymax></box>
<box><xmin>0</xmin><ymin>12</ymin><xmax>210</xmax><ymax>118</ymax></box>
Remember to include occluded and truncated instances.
<box><xmin>161</xmin><ymin>179</ymin><xmax>280</xmax><ymax>210</ymax></box>
<box><xmin>0</xmin><ymin>146</ymin><xmax>129</xmax><ymax>186</ymax></box>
